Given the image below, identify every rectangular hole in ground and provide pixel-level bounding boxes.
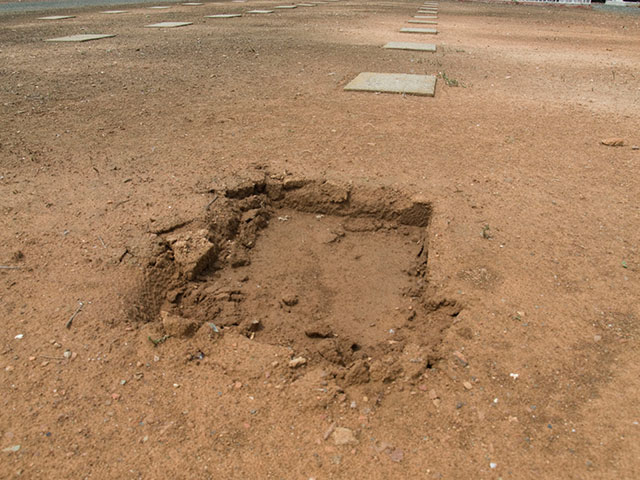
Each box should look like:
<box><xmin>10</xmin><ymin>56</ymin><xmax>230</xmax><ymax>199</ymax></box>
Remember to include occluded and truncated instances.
<box><xmin>215</xmin><ymin>209</ymin><xmax>427</xmax><ymax>358</ymax></box>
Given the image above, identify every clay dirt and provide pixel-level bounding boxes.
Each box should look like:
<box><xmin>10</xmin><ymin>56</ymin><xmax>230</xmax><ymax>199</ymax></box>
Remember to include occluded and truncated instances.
<box><xmin>1</xmin><ymin>0</ymin><xmax>640</xmax><ymax>478</ymax></box>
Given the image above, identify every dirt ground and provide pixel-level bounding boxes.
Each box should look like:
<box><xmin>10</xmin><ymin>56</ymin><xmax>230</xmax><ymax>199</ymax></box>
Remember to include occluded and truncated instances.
<box><xmin>1</xmin><ymin>0</ymin><xmax>640</xmax><ymax>478</ymax></box>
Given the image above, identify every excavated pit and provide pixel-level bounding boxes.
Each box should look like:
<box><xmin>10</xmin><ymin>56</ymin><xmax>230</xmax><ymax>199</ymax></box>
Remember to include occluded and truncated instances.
<box><xmin>129</xmin><ymin>174</ymin><xmax>460</xmax><ymax>385</ymax></box>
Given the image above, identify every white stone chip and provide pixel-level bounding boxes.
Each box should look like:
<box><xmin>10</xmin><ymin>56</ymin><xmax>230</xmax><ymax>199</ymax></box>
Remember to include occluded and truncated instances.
<box><xmin>38</xmin><ymin>15</ymin><xmax>75</xmax><ymax>20</ymax></box>
<box><xmin>344</xmin><ymin>72</ymin><xmax>436</xmax><ymax>97</ymax></box>
<box><xmin>145</xmin><ymin>22</ymin><xmax>193</xmax><ymax>27</ymax></box>
<box><xmin>383</xmin><ymin>41</ymin><xmax>436</xmax><ymax>52</ymax></box>
<box><xmin>45</xmin><ymin>34</ymin><xmax>115</xmax><ymax>42</ymax></box>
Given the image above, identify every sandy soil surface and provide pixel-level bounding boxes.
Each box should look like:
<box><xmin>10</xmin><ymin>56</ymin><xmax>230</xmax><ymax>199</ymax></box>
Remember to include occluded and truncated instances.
<box><xmin>1</xmin><ymin>0</ymin><xmax>640</xmax><ymax>478</ymax></box>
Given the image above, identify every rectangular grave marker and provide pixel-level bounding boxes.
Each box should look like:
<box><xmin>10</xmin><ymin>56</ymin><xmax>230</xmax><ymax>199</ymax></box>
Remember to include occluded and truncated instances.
<box><xmin>275</xmin><ymin>4</ymin><xmax>297</xmax><ymax>8</ymax></box>
<box><xmin>415</xmin><ymin>15</ymin><xmax>437</xmax><ymax>19</ymax></box>
<box><xmin>101</xmin><ymin>10</ymin><xmax>128</xmax><ymax>14</ymax></box>
<box><xmin>408</xmin><ymin>20</ymin><xmax>437</xmax><ymax>24</ymax></box>
<box><xmin>46</xmin><ymin>34</ymin><xmax>115</xmax><ymax>42</ymax></box>
<box><xmin>344</xmin><ymin>72</ymin><xmax>436</xmax><ymax>97</ymax></box>
<box><xmin>247</xmin><ymin>9</ymin><xmax>274</xmax><ymax>13</ymax></box>
<box><xmin>401</xmin><ymin>27</ymin><xmax>437</xmax><ymax>34</ymax></box>
<box><xmin>205</xmin><ymin>14</ymin><xmax>242</xmax><ymax>17</ymax></box>
<box><xmin>145</xmin><ymin>21</ymin><xmax>193</xmax><ymax>27</ymax></box>
<box><xmin>383</xmin><ymin>41</ymin><xmax>436</xmax><ymax>52</ymax></box>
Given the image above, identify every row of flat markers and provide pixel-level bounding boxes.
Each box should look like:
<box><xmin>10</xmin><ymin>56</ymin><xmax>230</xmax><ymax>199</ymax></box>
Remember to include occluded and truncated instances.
<box><xmin>40</xmin><ymin>1</ymin><xmax>438</xmax><ymax>97</ymax></box>
<box><xmin>344</xmin><ymin>1</ymin><xmax>439</xmax><ymax>97</ymax></box>
<box><xmin>38</xmin><ymin>0</ymin><xmax>344</xmax><ymax>42</ymax></box>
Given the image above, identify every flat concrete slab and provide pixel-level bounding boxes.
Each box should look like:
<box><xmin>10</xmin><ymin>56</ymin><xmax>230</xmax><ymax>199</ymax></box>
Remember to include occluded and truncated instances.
<box><xmin>415</xmin><ymin>15</ymin><xmax>437</xmax><ymax>19</ymax></box>
<box><xmin>101</xmin><ymin>10</ymin><xmax>128</xmax><ymax>14</ymax></box>
<box><xmin>205</xmin><ymin>14</ymin><xmax>242</xmax><ymax>18</ymax></box>
<box><xmin>401</xmin><ymin>27</ymin><xmax>437</xmax><ymax>34</ymax></box>
<box><xmin>146</xmin><ymin>22</ymin><xmax>193</xmax><ymax>27</ymax></box>
<box><xmin>247</xmin><ymin>9</ymin><xmax>274</xmax><ymax>13</ymax></box>
<box><xmin>408</xmin><ymin>19</ymin><xmax>437</xmax><ymax>24</ymax></box>
<box><xmin>344</xmin><ymin>72</ymin><xmax>436</xmax><ymax>97</ymax></box>
<box><xmin>383</xmin><ymin>41</ymin><xmax>436</xmax><ymax>52</ymax></box>
<box><xmin>275</xmin><ymin>5</ymin><xmax>297</xmax><ymax>8</ymax></box>
<box><xmin>45</xmin><ymin>34</ymin><xmax>115</xmax><ymax>42</ymax></box>
<box><xmin>38</xmin><ymin>15</ymin><xmax>75</xmax><ymax>20</ymax></box>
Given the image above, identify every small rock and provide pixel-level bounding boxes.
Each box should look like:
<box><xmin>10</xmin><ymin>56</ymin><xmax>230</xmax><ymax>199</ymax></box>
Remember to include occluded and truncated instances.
<box><xmin>63</xmin><ymin>350</ymin><xmax>72</xmax><ymax>359</ymax></box>
<box><xmin>282</xmin><ymin>293</ymin><xmax>299</xmax><ymax>307</ymax></box>
<box><xmin>463</xmin><ymin>381</ymin><xmax>473</xmax><ymax>390</ymax></box>
<box><xmin>428</xmin><ymin>389</ymin><xmax>439</xmax><ymax>400</ymax></box>
<box><xmin>601</xmin><ymin>138</ymin><xmax>624</xmax><ymax>147</ymax></box>
<box><xmin>111</xmin><ymin>393</ymin><xmax>121</xmax><ymax>400</ymax></box>
<box><xmin>594</xmin><ymin>335</ymin><xmax>602</xmax><ymax>342</ymax></box>
<box><xmin>389</xmin><ymin>448</ymin><xmax>404</xmax><ymax>463</ymax></box>
<box><xmin>323</xmin><ymin>422</ymin><xmax>336</xmax><ymax>441</ymax></box>
<box><xmin>331</xmin><ymin>427</ymin><xmax>358</xmax><ymax>446</ymax></box>
<box><xmin>289</xmin><ymin>356</ymin><xmax>307</xmax><ymax>368</ymax></box>
<box><xmin>2</xmin><ymin>445</ymin><xmax>20</xmax><ymax>453</ymax></box>
<box><xmin>432</xmin><ymin>398</ymin><xmax>441</xmax><ymax>407</ymax></box>
<box><xmin>632</xmin><ymin>145</ymin><xmax>639</xmax><ymax>151</ymax></box>
<box><xmin>452</xmin><ymin>351</ymin><xmax>468</xmax><ymax>367</ymax></box>
<box><xmin>14</xmin><ymin>334</ymin><xmax>23</xmax><ymax>340</ymax></box>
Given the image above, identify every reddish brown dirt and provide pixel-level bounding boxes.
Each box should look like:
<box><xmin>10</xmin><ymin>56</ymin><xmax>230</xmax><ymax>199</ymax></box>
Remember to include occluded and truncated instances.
<box><xmin>1</xmin><ymin>0</ymin><xmax>640</xmax><ymax>478</ymax></box>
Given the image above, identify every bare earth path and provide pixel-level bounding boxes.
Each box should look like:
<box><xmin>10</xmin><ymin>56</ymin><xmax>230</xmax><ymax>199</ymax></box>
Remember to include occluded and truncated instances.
<box><xmin>1</xmin><ymin>1</ymin><xmax>639</xmax><ymax>478</ymax></box>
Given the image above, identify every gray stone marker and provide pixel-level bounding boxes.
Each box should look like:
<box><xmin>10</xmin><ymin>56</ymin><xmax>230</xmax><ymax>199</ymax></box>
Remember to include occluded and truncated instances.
<box><xmin>247</xmin><ymin>9</ymin><xmax>274</xmax><ymax>13</ymax></box>
<box><xmin>415</xmin><ymin>15</ymin><xmax>437</xmax><ymax>19</ymax></box>
<box><xmin>205</xmin><ymin>14</ymin><xmax>242</xmax><ymax>17</ymax></box>
<box><xmin>401</xmin><ymin>27</ymin><xmax>437</xmax><ymax>34</ymax></box>
<box><xmin>46</xmin><ymin>34</ymin><xmax>115</xmax><ymax>42</ymax></box>
<box><xmin>408</xmin><ymin>19</ymin><xmax>437</xmax><ymax>24</ymax></box>
<box><xmin>383</xmin><ymin>41</ymin><xmax>436</xmax><ymax>52</ymax></box>
<box><xmin>101</xmin><ymin>10</ymin><xmax>128</xmax><ymax>14</ymax></box>
<box><xmin>38</xmin><ymin>15</ymin><xmax>75</xmax><ymax>20</ymax></box>
<box><xmin>145</xmin><ymin>21</ymin><xmax>193</xmax><ymax>27</ymax></box>
<box><xmin>344</xmin><ymin>72</ymin><xmax>436</xmax><ymax>97</ymax></box>
<box><xmin>275</xmin><ymin>5</ymin><xmax>297</xmax><ymax>8</ymax></box>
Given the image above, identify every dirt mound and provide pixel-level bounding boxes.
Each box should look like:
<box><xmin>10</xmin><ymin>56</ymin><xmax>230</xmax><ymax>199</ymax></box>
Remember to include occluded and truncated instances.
<box><xmin>127</xmin><ymin>173</ymin><xmax>460</xmax><ymax>388</ymax></box>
